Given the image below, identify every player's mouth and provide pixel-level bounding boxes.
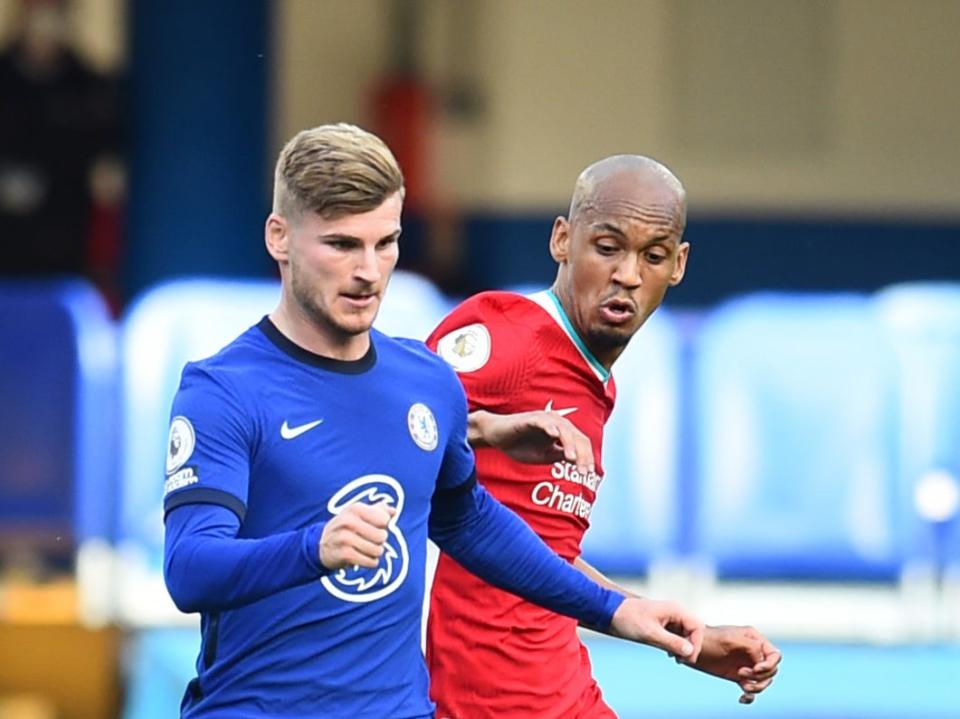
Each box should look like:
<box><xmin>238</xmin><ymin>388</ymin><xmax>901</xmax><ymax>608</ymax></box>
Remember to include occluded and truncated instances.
<box><xmin>341</xmin><ymin>291</ymin><xmax>379</xmax><ymax>310</ymax></box>
<box><xmin>598</xmin><ymin>297</ymin><xmax>636</xmax><ymax>325</ymax></box>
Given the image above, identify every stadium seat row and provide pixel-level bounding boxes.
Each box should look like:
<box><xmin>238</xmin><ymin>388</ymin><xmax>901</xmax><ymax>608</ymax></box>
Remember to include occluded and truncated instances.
<box><xmin>587</xmin><ymin>285</ymin><xmax>960</xmax><ymax>581</ymax></box>
<box><xmin>1</xmin><ymin>276</ymin><xmax>958</xmax><ymax>619</ymax></box>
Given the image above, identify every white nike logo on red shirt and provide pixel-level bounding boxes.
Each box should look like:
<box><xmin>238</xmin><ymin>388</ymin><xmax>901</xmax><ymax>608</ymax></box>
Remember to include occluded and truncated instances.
<box><xmin>544</xmin><ymin>400</ymin><xmax>577</xmax><ymax>417</ymax></box>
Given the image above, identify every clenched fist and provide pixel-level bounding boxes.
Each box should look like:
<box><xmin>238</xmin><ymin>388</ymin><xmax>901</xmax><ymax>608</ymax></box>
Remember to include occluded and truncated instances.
<box><xmin>319</xmin><ymin>502</ymin><xmax>396</xmax><ymax>570</ymax></box>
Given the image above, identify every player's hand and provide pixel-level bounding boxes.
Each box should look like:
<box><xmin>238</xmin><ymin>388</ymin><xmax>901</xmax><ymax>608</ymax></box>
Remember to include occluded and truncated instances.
<box><xmin>468</xmin><ymin>409</ymin><xmax>595</xmax><ymax>476</ymax></box>
<box><xmin>319</xmin><ymin>502</ymin><xmax>396</xmax><ymax>570</ymax></box>
<box><xmin>681</xmin><ymin>625</ymin><xmax>781</xmax><ymax>704</ymax></box>
<box><xmin>608</xmin><ymin>597</ymin><xmax>704</xmax><ymax>663</ymax></box>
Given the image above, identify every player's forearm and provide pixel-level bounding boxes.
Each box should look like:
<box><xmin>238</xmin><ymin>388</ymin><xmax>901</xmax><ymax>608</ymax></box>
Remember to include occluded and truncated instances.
<box><xmin>574</xmin><ymin>557</ymin><xmax>642</xmax><ymax>597</ymax></box>
<box><xmin>164</xmin><ymin>503</ymin><xmax>327</xmax><ymax>613</ymax></box>
<box><xmin>576</xmin><ymin>559</ymin><xmax>724</xmax><ymax>647</ymax></box>
<box><xmin>573</xmin><ymin>557</ymin><xmax>643</xmax><ymax>633</ymax></box>
<box><xmin>573</xmin><ymin>557</ymin><xmax>636</xmax><ymax>597</ymax></box>
<box><xmin>429</xmin><ymin>482</ymin><xmax>624</xmax><ymax>629</ymax></box>
<box><xmin>466</xmin><ymin>410</ymin><xmax>493</xmax><ymax>448</ymax></box>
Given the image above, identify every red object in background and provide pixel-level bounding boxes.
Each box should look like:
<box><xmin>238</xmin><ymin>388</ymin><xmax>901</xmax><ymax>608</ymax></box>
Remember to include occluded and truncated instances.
<box><xmin>369</xmin><ymin>76</ymin><xmax>435</xmax><ymax>214</ymax></box>
<box><xmin>87</xmin><ymin>200</ymin><xmax>123</xmax><ymax>314</ymax></box>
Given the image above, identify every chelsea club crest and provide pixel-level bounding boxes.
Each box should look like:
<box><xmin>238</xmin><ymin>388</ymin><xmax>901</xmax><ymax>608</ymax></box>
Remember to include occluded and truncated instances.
<box><xmin>407</xmin><ymin>402</ymin><xmax>438</xmax><ymax>451</ymax></box>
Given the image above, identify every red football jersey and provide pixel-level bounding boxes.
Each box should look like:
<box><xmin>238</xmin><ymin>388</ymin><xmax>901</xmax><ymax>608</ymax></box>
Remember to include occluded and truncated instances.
<box><xmin>426</xmin><ymin>290</ymin><xmax>618</xmax><ymax>719</ymax></box>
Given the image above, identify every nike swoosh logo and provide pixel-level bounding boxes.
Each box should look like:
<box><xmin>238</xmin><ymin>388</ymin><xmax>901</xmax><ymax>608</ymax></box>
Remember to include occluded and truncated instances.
<box><xmin>280</xmin><ymin>419</ymin><xmax>324</xmax><ymax>440</ymax></box>
<box><xmin>545</xmin><ymin>400</ymin><xmax>577</xmax><ymax>417</ymax></box>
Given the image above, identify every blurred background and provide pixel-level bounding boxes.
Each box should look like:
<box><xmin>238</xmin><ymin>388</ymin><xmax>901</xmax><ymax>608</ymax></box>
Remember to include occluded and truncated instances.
<box><xmin>0</xmin><ymin>0</ymin><xmax>958</xmax><ymax>717</ymax></box>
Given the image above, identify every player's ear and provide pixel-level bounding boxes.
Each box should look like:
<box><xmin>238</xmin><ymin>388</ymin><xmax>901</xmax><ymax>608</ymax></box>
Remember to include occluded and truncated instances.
<box><xmin>669</xmin><ymin>241</ymin><xmax>690</xmax><ymax>286</ymax></box>
<box><xmin>549</xmin><ymin>216</ymin><xmax>570</xmax><ymax>263</ymax></box>
<box><xmin>265</xmin><ymin>213</ymin><xmax>290</xmax><ymax>264</ymax></box>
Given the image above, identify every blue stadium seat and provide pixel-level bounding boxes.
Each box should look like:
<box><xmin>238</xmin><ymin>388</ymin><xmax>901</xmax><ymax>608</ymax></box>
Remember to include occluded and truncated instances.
<box><xmin>0</xmin><ymin>279</ymin><xmax>117</xmax><ymax>561</ymax></box>
<box><xmin>123</xmin><ymin>629</ymin><xmax>200</xmax><ymax>719</ymax></box>
<box><xmin>580</xmin><ymin>308</ymin><xmax>684</xmax><ymax>573</ymax></box>
<box><xmin>691</xmin><ymin>293</ymin><xmax>903</xmax><ymax>580</ymax></box>
<box><xmin>374</xmin><ymin>270</ymin><xmax>453</xmax><ymax>340</ymax></box>
<box><xmin>502</xmin><ymin>282</ymin><xmax>551</xmax><ymax>297</ymax></box>
<box><xmin>874</xmin><ymin>283</ymin><xmax>960</xmax><ymax>570</ymax></box>
<box><xmin>118</xmin><ymin>278</ymin><xmax>280</xmax><ymax>596</ymax></box>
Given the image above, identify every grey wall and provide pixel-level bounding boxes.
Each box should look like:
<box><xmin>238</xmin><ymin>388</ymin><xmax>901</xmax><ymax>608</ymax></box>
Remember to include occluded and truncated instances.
<box><xmin>276</xmin><ymin>0</ymin><xmax>960</xmax><ymax>218</ymax></box>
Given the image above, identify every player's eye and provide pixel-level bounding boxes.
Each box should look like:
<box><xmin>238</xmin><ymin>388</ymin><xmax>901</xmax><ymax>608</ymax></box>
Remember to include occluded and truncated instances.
<box><xmin>596</xmin><ymin>242</ymin><xmax>619</xmax><ymax>256</ymax></box>
<box><xmin>645</xmin><ymin>250</ymin><xmax>667</xmax><ymax>264</ymax></box>
<box><xmin>377</xmin><ymin>237</ymin><xmax>398</xmax><ymax>251</ymax></box>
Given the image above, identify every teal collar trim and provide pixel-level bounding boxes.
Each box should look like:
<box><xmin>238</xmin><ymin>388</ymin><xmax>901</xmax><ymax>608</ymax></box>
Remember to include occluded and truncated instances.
<box><xmin>545</xmin><ymin>290</ymin><xmax>610</xmax><ymax>382</ymax></box>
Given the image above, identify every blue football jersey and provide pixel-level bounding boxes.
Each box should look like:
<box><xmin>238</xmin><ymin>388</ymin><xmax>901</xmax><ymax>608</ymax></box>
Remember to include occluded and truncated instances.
<box><xmin>163</xmin><ymin>317</ymin><xmax>475</xmax><ymax>718</ymax></box>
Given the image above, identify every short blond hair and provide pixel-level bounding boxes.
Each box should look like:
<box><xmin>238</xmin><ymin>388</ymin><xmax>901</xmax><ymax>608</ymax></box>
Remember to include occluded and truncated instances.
<box><xmin>273</xmin><ymin>123</ymin><xmax>404</xmax><ymax>222</ymax></box>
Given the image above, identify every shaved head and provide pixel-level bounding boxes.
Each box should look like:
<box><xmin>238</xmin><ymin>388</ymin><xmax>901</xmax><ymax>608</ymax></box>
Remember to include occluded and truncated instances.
<box><xmin>549</xmin><ymin>154</ymin><xmax>690</xmax><ymax>369</ymax></box>
<box><xmin>569</xmin><ymin>155</ymin><xmax>686</xmax><ymax>232</ymax></box>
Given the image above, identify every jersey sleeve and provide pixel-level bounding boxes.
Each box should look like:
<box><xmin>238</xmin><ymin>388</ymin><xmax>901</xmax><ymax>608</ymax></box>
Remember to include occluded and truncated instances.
<box><xmin>435</xmin><ymin>360</ymin><xmax>477</xmax><ymax>494</ymax></box>
<box><xmin>428</xmin><ymin>481</ymin><xmax>624</xmax><ymax>629</ymax></box>
<box><xmin>427</xmin><ymin>294</ymin><xmax>530</xmax><ymax>413</ymax></box>
<box><xmin>162</xmin><ymin>362</ymin><xmax>254</xmax><ymax>520</ymax></box>
<box><xmin>164</xmin><ymin>502</ymin><xmax>327</xmax><ymax>614</ymax></box>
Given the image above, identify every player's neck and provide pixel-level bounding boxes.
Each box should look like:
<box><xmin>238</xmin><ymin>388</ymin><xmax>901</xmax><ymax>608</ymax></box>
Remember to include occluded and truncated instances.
<box><xmin>593</xmin><ymin>345</ymin><xmax>624</xmax><ymax>371</ymax></box>
<box><xmin>269</xmin><ymin>302</ymin><xmax>370</xmax><ymax>362</ymax></box>
<box><xmin>549</xmin><ymin>283</ymin><xmax>619</xmax><ymax>372</ymax></box>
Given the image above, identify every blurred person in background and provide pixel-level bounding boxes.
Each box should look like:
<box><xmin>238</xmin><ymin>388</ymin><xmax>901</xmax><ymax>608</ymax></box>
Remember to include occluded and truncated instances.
<box><xmin>427</xmin><ymin>155</ymin><xmax>782</xmax><ymax>718</ymax></box>
<box><xmin>161</xmin><ymin>124</ymin><xmax>707</xmax><ymax>718</ymax></box>
<box><xmin>0</xmin><ymin>0</ymin><xmax>123</xmax><ymax>308</ymax></box>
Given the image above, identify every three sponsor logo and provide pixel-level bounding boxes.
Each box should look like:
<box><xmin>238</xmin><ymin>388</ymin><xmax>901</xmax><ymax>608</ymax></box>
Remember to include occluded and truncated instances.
<box><xmin>321</xmin><ymin>474</ymin><xmax>409</xmax><ymax>603</ymax></box>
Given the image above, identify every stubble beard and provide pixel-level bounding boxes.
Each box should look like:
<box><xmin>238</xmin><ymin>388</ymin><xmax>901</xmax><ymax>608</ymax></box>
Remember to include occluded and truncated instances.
<box><xmin>585</xmin><ymin>325</ymin><xmax>634</xmax><ymax>354</ymax></box>
<box><xmin>289</xmin><ymin>262</ymin><xmax>368</xmax><ymax>340</ymax></box>
<box><xmin>586</xmin><ymin>306</ymin><xmax>652</xmax><ymax>356</ymax></box>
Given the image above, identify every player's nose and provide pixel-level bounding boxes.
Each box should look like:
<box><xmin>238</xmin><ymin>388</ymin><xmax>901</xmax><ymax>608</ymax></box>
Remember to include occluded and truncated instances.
<box><xmin>354</xmin><ymin>245</ymin><xmax>382</xmax><ymax>284</ymax></box>
<box><xmin>612</xmin><ymin>254</ymin><xmax>643</xmax><ymax>288</ymax></box>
